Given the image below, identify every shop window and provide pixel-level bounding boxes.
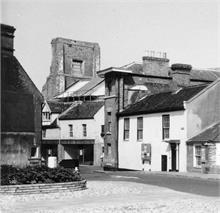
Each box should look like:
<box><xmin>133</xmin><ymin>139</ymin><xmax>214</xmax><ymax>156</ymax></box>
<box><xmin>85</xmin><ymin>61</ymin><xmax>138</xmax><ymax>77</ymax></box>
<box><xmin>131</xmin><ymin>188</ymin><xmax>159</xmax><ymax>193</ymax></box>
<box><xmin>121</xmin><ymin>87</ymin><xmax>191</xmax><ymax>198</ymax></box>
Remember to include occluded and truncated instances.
<box><xmin>137</xmin><ymin>117</ymin><xmax>143</xmax><ymax>141</ymax></box>
<box><xmin>124</xmin><ymin>118</ymin><xmax>130</xmax><ymax>140</ymax></box>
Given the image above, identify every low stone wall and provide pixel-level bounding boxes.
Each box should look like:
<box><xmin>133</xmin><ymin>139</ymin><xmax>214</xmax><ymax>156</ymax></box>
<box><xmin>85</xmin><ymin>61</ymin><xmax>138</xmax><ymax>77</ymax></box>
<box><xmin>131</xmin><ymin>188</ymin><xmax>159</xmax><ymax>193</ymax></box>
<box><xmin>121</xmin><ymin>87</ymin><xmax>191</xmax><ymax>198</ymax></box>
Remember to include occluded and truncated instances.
<box><xmin>0</xmin><ymin>180</ymin><xmax>87</xmax><ymax>195</ymax></box>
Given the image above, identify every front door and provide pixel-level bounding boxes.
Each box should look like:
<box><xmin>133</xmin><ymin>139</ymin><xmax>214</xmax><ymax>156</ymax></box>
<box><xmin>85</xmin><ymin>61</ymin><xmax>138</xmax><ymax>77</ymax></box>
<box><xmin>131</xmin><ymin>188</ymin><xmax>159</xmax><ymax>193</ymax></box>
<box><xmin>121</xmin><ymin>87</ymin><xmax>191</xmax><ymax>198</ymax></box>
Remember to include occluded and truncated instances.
<box><xmin>161</xmin><ymin>155</ymin><xmax>167</xmax><ymax>171</ymax></box>
<box><xmin>170</xmin><ymin>143</ymin><xmax>176</xmax><ymax>171</ymax></box>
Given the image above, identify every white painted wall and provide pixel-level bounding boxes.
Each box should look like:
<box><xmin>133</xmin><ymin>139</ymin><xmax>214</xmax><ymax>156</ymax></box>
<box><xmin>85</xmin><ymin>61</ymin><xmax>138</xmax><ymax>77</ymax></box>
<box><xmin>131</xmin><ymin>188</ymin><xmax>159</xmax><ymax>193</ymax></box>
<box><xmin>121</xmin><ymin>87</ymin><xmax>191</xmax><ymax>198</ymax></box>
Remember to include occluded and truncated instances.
<box><xmin>118</xmin><ymin>110</ymin><xmax>187</xmax><ymax>171</ymax></box>
<box><xmin>43</xmin><ymin>128</ymin><xmax>60</xmax><ymax>140</ymax></box>
<box><xmin>216</xmin><ymin>143</ymin><xmax>220</xmax><ymax>166</ymax></box>
<box><xmin>59</xmin><ymin>106</ymin><xmax>104</xmax><ymax>144</ymax></box>
<box><xmin>42</xmin><ymin>102</ymin><xmax>59</xmax><ymax>126</ymax></box>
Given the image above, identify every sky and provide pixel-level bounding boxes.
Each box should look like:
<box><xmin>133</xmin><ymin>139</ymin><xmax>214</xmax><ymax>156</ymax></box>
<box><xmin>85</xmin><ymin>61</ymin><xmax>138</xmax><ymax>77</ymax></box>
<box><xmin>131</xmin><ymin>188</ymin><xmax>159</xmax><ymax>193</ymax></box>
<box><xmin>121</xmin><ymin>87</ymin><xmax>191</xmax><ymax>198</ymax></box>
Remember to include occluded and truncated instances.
<box><xmin>1</xmin><ymin>0</ymin><xmax>220</xmax><ymax>91</ymax></box>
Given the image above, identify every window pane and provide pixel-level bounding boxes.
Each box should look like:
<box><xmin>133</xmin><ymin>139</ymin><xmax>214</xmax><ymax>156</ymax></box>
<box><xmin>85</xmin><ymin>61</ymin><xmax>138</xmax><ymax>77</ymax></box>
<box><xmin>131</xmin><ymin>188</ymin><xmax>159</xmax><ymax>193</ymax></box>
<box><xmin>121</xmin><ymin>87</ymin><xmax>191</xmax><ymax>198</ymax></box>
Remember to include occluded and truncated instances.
<box><xmin>124</xmin><ymin>130</ymin><xmax>129</xmax><ymax>140</ymax></box>
<box><xmin>124</xmin><ymin>118</ymin><xmax>130</xmax><ymax>130</ymax></box>
<box><xmin>137</xmin><ymin>117</ymin><xmax>143</xmax><ymax>129</ymax></box>
<box><xmin>137</xmin><ymin>130</ymin><xmax>143</xmax><ymax>140</ymax></box>
<box><xmin>195</xmin><ymin>146</ymin><xmax>201</xmax><ymax>155</ymax></box>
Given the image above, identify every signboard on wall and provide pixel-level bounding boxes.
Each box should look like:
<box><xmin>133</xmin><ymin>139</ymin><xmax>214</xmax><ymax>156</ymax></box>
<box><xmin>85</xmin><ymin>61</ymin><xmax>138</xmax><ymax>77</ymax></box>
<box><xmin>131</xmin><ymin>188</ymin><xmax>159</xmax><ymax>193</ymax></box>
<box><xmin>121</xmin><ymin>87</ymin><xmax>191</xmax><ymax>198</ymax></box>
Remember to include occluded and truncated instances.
<box><xmin>141</xmin><ymin>143</ymin><xmax>151</xmax><ymax>161</ymax></box>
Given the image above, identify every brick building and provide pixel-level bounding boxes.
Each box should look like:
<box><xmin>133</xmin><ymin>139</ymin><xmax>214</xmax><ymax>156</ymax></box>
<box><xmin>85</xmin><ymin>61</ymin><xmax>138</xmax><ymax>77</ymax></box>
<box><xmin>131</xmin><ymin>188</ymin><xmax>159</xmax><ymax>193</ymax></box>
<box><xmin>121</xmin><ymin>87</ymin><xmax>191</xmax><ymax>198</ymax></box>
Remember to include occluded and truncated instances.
<box><xmin>97</xmin><ymin>53</ymin><xmax>220</xmax><ymax>170</ymax></box>
<box><xmin>42</xmin><ymin>38</ymin><xmax>100</xmax><ymax>100</ymax></box>
<box><xmin>1</xmin><ymin>24</ymin><xmax>44</xmax><ymax>167</ymax></box>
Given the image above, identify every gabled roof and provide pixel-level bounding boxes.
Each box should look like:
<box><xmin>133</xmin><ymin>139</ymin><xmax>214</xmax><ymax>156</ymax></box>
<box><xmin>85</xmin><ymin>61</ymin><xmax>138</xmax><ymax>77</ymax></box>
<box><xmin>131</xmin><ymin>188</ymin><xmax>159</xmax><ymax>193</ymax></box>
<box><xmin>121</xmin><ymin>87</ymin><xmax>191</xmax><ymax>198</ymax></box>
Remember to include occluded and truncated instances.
<box><xmin>187</xmin><ymin>122</ymin><xmax>220</xmax><ymax>143</ymax></box>
<box><xmin>59</xmin><ymin>101</ymin><xmax>104</xmax><ymax>120</ymax></box>
<box><xmin>47</xmin><ymin>101</ymin><xmax>72</xmax><ymax>113</ymax></box>
<box><xmin>119</xmin><ymin>84</ymin><xmax>207</xmax><ymax>116</ymax></box>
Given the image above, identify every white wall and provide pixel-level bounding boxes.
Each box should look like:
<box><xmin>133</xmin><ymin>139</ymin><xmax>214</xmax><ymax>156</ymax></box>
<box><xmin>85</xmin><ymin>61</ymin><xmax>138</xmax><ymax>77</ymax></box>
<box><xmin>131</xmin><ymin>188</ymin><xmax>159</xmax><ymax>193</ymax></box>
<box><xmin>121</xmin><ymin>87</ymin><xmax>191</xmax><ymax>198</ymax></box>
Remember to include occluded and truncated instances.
<box><xmin>43</xmin><ymin>128</ymin><xmax>60</xmax><ymax>140</ymax></box>
<box><xmin>118</xmin><ymin>110</ymin><xmax>187</xmax><ymax>171</ymax></box>
<box><xmin>59</xmin><ymin>106</ymin><xmax>104</xmax><ymax>144</ymax></box>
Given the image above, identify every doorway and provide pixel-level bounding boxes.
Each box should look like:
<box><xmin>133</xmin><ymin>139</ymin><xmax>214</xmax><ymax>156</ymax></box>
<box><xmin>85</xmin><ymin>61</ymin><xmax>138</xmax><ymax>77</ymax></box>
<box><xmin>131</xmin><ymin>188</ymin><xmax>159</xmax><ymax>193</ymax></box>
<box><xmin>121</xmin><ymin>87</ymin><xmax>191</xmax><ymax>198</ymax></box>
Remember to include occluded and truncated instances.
<box><xmin>170</xmin><ymin>143</ymin><xmax>178</xmax><ymax>171</ymax></box>
<box><xmin>161</xmin><ymin>155</ymin><xmax>167</xmax><ymax>171</ymax></box>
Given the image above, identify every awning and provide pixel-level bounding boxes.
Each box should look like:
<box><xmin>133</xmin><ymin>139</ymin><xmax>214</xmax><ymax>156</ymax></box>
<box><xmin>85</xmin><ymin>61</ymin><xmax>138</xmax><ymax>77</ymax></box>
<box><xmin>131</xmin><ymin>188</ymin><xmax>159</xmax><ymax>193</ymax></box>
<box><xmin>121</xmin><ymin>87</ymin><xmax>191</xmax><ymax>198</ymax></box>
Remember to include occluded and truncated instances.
<box><xmin>164</xmin><ymin>139</ymin><xmax>180</xmax><ymax>144</ymax></box>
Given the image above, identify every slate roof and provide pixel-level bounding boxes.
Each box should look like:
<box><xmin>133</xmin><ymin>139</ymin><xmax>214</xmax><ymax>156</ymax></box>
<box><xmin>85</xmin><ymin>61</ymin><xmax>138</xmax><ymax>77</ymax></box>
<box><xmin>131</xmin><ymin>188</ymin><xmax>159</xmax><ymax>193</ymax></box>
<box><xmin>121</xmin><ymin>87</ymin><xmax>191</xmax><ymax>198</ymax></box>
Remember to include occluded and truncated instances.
<box><xmin>1</xmin><ymin>54</ymin><xmax>43</xmax><ymax>101</ymax></box>
<box><xmin>119</xmin><ymin>84</ymin><xmax>207</xmax><ymax>116</ymax></box>
<box><xmin>59</xmin><ymin>101</ymin><xmax>104</xmax><ymax>120</ymax></box>
<box><xmin>187</xmin><ymin>122</ymin><xmax>220</xmax><ymax>143</ymax></box>
<box><xmin>47</xmin><ymin>101</ymin><xmax>72</xmax><ymax>113</ymax></box>
<box><xmin>122</xmin><ymin>62</ymin><xmax>220</xmax><ymax>82</ymax></box>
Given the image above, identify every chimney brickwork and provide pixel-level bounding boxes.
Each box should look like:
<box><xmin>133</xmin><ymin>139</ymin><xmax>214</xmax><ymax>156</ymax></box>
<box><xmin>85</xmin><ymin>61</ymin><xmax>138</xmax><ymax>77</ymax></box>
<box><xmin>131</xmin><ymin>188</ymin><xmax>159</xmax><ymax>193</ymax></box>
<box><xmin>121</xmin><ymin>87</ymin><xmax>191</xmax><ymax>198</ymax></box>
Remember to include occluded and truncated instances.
<box><xmin>171</xmin><ymin>63</ymin><xmax>192</xmax><ymax>87</ymax></box>
<box><xmin>142</xmin><ymin>55</ymin><xmax>170</xmax><ymax>76</ymax></box>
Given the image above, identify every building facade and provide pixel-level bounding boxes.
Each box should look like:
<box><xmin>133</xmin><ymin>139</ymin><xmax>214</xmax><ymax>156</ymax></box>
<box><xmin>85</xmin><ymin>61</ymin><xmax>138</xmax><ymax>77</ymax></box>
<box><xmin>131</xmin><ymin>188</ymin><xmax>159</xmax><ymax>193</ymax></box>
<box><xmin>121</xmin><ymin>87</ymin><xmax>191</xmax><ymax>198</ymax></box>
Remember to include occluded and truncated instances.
<box><xmin>117</xmin><ymin>79</ymin><xmax>220</xmax><ymax>173</ymax></box>
<box><xmin>42</xmin><ymin>101</ymin><xmax>104</xmax><ymax>166</ymax></box>
<box><xmin>97</xmin><ymin>54</ymin><xmax>220</xmax><ymax>170</ymax></box>
<box><xmin>1</xmin><ymin>24</ymin><xmax>44</xmax><ymax>167</ymax></box>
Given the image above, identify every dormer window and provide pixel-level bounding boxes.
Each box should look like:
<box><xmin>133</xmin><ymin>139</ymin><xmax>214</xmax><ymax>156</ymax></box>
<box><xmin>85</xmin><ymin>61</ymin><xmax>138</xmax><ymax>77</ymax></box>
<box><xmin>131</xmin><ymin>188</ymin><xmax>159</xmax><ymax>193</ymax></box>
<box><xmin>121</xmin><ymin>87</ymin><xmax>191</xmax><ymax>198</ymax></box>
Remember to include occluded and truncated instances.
<box><xmin>43</xmin><ymin>112</ymin><xmax>51</xmax><ymax>121</ymax></box>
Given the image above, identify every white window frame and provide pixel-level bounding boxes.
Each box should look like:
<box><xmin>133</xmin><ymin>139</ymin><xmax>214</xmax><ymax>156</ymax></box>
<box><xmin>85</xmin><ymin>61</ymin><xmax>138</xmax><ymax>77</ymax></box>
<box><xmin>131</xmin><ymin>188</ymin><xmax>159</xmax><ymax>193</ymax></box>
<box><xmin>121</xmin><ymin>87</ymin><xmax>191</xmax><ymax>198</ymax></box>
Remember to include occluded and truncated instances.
<box><xmin>124</xmin><ymin>118</ymin><xmax>130</xmax><ymax>141</ymax></box>
<box><xmin>137</xmin><ymin>117</ymin><xmax>143</xmax><ymax>141</ymax></box>
<box><xmin>162</xmin><ymin>114</ymin><xmax>170</xmax><ymax>140</ymax></box>
<box><xmin>194</xmin><ymin>144</ymin><xmax>202</xmax><ymax>168</ymax></box>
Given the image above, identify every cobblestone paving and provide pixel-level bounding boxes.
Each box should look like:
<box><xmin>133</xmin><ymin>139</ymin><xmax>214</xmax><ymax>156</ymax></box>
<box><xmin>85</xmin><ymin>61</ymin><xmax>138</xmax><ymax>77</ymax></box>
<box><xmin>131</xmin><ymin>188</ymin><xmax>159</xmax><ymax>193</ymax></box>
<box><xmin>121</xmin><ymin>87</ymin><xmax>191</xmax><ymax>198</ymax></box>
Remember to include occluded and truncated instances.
<box><xmin>0</xmin><ymin>181</ymin><xmax>219</xmax><ymax>213</ymax></box>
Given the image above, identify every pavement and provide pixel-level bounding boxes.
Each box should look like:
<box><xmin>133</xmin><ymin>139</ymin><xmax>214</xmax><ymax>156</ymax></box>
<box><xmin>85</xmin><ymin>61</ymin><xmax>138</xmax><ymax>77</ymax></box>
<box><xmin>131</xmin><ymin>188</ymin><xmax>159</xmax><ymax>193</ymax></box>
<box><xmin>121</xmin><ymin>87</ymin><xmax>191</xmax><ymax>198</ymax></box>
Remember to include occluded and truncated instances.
<box><xmin>79</xmin><ymin>165</ymin><xmax>220</xmax><ymax>181</ymax></box>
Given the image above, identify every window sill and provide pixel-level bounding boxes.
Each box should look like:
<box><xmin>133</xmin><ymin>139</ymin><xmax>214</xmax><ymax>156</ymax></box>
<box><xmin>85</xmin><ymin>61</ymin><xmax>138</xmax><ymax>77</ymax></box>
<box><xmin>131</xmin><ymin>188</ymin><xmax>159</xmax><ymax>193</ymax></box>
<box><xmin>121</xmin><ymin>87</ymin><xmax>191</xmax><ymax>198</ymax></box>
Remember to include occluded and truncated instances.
<box><xmin>137</xmin><ymin>139</ymin><xmax>143</xmax><ymax>142</ymax></box>
<box><xmin>124</xmin><ymin>139</ymin><xmax>129</xmax><ymax>142</ymax></box>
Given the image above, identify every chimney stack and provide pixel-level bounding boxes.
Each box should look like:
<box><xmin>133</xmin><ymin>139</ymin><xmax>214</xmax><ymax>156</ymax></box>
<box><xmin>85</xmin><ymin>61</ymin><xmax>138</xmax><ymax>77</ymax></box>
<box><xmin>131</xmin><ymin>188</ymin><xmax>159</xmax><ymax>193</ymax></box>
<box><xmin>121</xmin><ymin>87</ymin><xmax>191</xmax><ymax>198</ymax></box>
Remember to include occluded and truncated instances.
<box><xmin>142</xmin><ymin>51</ymin><xmax>170</xmax><ymax>76</ymax></box>
<box><xmin>171</xmin><ymin>63</ymin><xmax>192</xmax><ymax>87</ymax></box>
<box><xmin>1</xmin><ymin>24</ymin><xmax>16</xmax><ymax>55</ymax></box>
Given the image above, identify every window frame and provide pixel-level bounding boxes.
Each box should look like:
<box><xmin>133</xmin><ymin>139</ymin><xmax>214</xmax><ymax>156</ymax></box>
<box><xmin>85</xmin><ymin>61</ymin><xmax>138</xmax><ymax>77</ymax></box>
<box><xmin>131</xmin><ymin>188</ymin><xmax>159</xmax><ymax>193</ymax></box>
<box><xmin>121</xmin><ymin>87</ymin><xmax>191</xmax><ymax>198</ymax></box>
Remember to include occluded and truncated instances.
<box><xmin>137</xmin><ymin>117</ymin><xmax>143</xmax><ymax>141</ymax></box>
<box><xmin>71</xmin><ymin>59</ymin><xmax>83</xmax><ymax>75</ymax></box>
<box><xmin>82</xmin><ymin>124</ymin><xmax>87</xmax><ymax>137</ymax></box>
<box><xmin>69</xmin><ymin>124</ymin><xmax>73</xmax><ymax>137</ymax></box>
<box><xmin>162</xmin><ymin>114</ymin><xmax>170</xmax><ymax>140</ymax></box>
<box><xmin>194</xmin><ymin>145</ymin><xmax>202</xmax><ymax>168</ymax></box>
<box><xmin>107</xmin><ymin>112</ymin><xmax>112</xmax><ymax>133</ymax></box>
<box><xmin>124</xmin><ymin>118</ymin><xmax>130</xmax><ymax>141</ymax></box>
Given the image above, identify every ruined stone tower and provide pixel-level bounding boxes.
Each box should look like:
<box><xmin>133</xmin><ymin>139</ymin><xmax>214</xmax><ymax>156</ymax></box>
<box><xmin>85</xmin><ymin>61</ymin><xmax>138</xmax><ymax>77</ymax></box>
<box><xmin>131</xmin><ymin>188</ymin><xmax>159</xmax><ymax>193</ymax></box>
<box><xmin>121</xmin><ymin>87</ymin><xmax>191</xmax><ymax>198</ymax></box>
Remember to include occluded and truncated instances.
<box><xmin>42</xmin><ymin>38</ymin><xmax>100</xmax><ymax>99</ymax></box>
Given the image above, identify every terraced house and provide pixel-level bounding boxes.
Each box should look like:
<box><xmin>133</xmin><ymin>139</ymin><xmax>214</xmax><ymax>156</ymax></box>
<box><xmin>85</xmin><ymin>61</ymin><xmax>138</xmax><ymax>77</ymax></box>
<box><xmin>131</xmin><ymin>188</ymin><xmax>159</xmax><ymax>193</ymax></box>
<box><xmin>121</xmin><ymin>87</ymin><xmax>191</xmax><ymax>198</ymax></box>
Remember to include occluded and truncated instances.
<box><xmin>97</xmin><ymin>52</ymin><xmax>220</xmax><ymax>173</ymax></box>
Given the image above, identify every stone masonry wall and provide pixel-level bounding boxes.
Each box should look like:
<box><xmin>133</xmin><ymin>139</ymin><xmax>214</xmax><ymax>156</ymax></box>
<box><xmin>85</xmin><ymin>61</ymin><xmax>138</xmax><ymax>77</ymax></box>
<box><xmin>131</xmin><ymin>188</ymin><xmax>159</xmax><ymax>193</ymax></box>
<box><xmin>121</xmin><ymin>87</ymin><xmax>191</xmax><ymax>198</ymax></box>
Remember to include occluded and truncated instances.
<box><xmin>42</xmin><ymin>38</ymin><xmax>100</xmax><ymax>99</ymax></box>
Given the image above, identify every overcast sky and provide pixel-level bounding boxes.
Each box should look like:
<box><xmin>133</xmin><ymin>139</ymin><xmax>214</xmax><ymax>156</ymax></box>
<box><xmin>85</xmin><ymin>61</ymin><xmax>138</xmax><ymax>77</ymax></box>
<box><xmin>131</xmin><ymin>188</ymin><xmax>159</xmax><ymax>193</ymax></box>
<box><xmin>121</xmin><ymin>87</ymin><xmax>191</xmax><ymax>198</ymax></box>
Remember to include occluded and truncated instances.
<box><xmin>1</xmin><ymin>0</ymin><xmax>220</xmax><ymax>90</ymax></box>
